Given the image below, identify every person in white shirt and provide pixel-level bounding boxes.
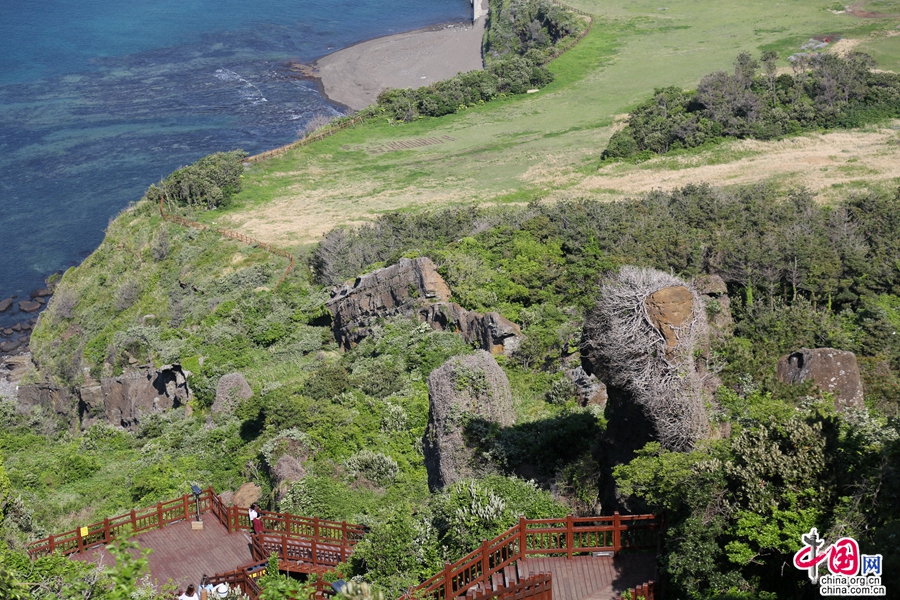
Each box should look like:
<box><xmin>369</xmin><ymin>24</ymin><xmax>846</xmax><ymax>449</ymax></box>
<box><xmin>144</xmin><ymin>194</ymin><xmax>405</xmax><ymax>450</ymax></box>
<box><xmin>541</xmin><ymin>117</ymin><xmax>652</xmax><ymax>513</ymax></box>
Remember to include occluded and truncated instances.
<box><xmin>178</xmin><ymin>584</ymin><xmax>199</xmax><ymax>600</ymax></box>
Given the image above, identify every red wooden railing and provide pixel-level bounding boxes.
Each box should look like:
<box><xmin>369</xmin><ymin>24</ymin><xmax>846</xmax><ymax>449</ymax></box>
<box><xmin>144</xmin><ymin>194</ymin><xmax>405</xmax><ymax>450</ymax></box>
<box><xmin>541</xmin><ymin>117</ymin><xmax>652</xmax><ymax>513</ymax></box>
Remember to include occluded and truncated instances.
<box><xmin>27</xmin><ymin>487</ymin><xmax>365</xmax><ymax>560</ymax></box>
<box><xmin>614</xmin><ymin>581</ymin><xmax>657</xmax><ymax>600</ymax></box>
<box><xmin>205</xmin><ymin>559</ymin><xmax>266</xmax><ymax>599</ymax></box>
<box><xmin>467</xmin><ymin>573</ymin><xmax>553</xmax><ymax>600</ymax></box>
<box><xmin>406</xmin><ymin>513</ymin><xmax>661</xmax><ymax>600</ymax></box>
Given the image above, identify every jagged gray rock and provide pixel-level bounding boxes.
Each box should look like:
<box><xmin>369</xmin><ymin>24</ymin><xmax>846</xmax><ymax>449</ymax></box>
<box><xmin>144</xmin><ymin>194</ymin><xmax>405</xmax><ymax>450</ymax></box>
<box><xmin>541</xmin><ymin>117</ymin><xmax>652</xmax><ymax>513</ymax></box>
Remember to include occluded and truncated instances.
<box><xmin>79</xmin><ymin>364</ymin><xmax>192</xmax><ymax>429</ymax></box>
<box><xmin>776</xmin><ymin>348</ymin><xmax>865</xmax><ymax>411</ymax></box>
<box><xmin>326</xmin><ymin>257</ymin><xmax>452</xmax><ymax>349</ymax></box>
<box><xmin>417</xmin><ymin>303</ymin><xmax>523</xmax><ymax>356</ymax></box>
<box><xmin>565</xmin><ymin>365</ymin><xmax>608</xmax><ymax>408</ymax></box>
<box><xmin>326</xmin><ymin>257</ymin><xmax>524</xmax><ymax>355</ymax></box>
<box><xmin>422</xmin><ymin>350</ymin><xmax>514</xmax><ymax>491</ymax></box>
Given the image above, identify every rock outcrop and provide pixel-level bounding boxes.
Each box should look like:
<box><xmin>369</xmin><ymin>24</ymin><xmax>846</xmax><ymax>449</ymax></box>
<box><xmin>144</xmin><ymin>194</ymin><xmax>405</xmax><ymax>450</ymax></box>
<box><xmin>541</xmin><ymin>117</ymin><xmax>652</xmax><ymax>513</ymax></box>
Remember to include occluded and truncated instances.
<box><xmin>695</xmin><ymin>273</ymin><xmax>733</xmax><ymax>333</ymax></box>
<box><xmin>565</xmin><ymin>365</ymin><xmax>608</xmax><ymax>408</ymax></box>
<box><xmin>417</xmin><ymin>303</ymin><xmax>523</xmax><ymax>356</ymax></box>
<box><xmin>644</xmin><ymin>285</ymin><xmax>694</xmax><ymax>356</ymax></box>
<box><xmin>18</xmin><ymin>301</ymin><xmax>41</xmax><ymax>313</ymax></box>
<box><xmin>16</xmin><ymin>383</ymin><xmax>76</xmax><ymax>428</ymax></box>
<box><xmin>17</xmin><ymin>364</ymin><xmax>192</xmax><ymax>432</ymax></box>
<box><xmin>213</xmin><ymin>372</ymin><xmax>253</xmax><ymax>415</ymax></box>
<box><xmin>581</xmin><ymin>267</ymin><xmax>709</xmax><ymax>451</ymax></box>
<box><xmin>423</xmin><ymin>351</ymin><xmax>514</xmax><ymax>491</ymax></box>
<box><xmin>233</xmin><ymin>482</ymin><xmax>262</xmax><ymax>508</ymax></box>
<box><xmin>0</xmin><ymin>298</ymin><xmax>13</xmax><ymax>312</ymax></box>
<box><xmin>326</xmin><ymin>257</ymin><xmax>524</xmax><ymax>355</ymax></box>
<box><xmin>79</xmin><ymin>364</ymin><xmax>192</xmax><ymax>429</ymax></box>
<box><xmin>776</xmin><ymin>348</ymin><xmax>865</xmax><ymax>411</ymax></box>
<box><xmin>327</xmin><ymin>257</ymin><xmax>451</xmax><ymax>348</ymax></box>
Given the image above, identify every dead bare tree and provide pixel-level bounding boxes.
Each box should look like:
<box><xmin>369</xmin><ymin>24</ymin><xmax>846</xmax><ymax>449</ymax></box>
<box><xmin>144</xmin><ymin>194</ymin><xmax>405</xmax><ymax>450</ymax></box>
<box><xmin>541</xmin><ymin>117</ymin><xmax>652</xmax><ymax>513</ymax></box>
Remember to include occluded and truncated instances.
<box><xmin>582</xmin><ymin>266</ymin><xmax>709</xmax><ymax>450</ymax></box>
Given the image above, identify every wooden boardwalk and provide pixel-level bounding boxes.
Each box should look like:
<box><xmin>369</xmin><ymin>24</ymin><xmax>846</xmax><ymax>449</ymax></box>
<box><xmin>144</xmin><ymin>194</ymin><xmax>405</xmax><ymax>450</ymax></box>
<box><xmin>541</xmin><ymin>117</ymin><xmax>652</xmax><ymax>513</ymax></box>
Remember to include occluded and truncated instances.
<box><xmin>519</xmin><ymin>555</ymin><xmax>657</xmax><ymax>600</ymax></box>
<box><xmin>71</xmin><ymin>517</ymin><xmax>255</xmax><ymax>591</ymax></box>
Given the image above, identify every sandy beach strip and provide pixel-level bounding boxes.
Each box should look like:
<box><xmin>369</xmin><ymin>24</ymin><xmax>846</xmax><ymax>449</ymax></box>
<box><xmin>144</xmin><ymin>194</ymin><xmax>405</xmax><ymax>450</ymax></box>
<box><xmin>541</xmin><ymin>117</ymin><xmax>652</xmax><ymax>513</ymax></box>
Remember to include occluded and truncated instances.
<box><xmin>314</xmin><ymin>15</ymin><xmax>487</xmax><ymax>111</ymax></box>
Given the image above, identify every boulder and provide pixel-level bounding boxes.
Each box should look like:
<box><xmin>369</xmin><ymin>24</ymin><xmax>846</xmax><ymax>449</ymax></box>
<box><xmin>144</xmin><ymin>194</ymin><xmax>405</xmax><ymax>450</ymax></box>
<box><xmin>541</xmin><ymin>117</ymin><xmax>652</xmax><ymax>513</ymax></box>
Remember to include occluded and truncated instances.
<box><xmin>565</xmin><ymin>366</ymin><xmax>608</xmax><ymax>408</ymax></box>
<box><xmin>233</xmin><ymin>482</ymin><xmax>261</xmax><ymax>508</ymax></box>
<box><xmin>327</xmin><ymin>257</ymin><xmax>524</xmax><ymax>355</ymax></box>
<box><xmin>0</xmin><ymin>340</ymin><xmax>23</xmax><ymax>353</ymax></box>
<box><xmin>422</xmin><ymin>351</ymin><xmax>514</xmax><ymax>491</ymax></box>
<box><xmin>30</xmin><ymin>288</ymin><xmax>52</xmax><ymax>298</ymax></box>
<box><xmin>79</xmin><ymin>364</ymin><xmax>192</xmax><ymax>430</ymax></box>
<box><xmin>776</xmin><ymin>348</ymin><xmax>865</xmax><ymax>411</ymax></box>
<box><xmin>0</xmin><ymin>298</ymin><xmax>13</xmax><ymax>312</ymax></box>
<box><xmin>213</xmin><ymin>372</ymin><xmax>253</xmax><ymax>415</ymax></box>
<box><xmin>18</xmin><ymin>300</ymin><xmax>41</xmax><ymax>313</ymax></box>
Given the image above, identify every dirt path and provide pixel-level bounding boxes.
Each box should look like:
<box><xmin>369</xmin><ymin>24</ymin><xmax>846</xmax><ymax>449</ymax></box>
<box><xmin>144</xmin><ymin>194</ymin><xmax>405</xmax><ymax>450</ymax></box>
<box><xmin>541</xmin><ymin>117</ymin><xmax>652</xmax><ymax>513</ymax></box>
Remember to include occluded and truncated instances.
<box><xmin>571</xmin><ymin>126</ymin><xmax>900</xmax><ymax>201</ymax></box>
<box><xmin>846</xmin><ymin>1</ymin><xmax>900</xmax><ymax>18</ymax></box>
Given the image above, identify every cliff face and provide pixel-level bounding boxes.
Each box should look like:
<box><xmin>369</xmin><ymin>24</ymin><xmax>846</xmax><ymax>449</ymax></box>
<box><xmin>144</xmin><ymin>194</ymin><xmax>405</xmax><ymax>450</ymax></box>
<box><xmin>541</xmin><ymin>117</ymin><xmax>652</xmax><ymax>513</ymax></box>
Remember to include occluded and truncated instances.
<box><xmin>17</xmin><ymin>364</ymin><xmax>191</xmax><ymax>431</ymax></box>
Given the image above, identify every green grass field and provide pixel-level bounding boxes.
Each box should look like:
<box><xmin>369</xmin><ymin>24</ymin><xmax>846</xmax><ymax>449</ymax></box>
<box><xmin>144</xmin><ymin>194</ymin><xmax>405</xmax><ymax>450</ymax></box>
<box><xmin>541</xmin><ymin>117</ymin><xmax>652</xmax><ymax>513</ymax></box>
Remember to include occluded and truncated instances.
<box><xmin>216</xmin><ymin>0</ymin><xmax>900</xmax><ymax>249</ymax></box>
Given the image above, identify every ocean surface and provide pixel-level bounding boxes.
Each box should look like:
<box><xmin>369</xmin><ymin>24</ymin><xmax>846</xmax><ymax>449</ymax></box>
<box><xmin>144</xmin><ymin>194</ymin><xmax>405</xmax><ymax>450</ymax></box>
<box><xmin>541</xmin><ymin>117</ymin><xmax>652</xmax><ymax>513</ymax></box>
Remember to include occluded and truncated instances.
<box><xmin>0</xmin><ymin>0</ymin><xmax>471</xmax><ymax>330</ymax></box>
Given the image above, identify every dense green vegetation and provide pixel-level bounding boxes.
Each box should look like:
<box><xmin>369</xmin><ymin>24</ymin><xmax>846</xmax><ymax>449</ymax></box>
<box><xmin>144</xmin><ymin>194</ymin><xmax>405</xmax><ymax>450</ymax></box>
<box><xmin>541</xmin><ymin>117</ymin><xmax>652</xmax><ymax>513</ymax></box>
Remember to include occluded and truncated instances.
<box><xmin>5</xmin><ymin>181</ymin><xmax>900</xmax><ymax>598</ymax></box>
<box><xmin>144</xmin><ymin>150</ymin><xmax>248</xmax><ymax>211</ymax></box>
<box><xmin>3</xmin><ymin>0</ymin><xmax>900</xmax><ymax>598</ymax></box>
<box><xmin>369</xmin><ymin>0</ymin><xmax>588</xmax><ymax>122</ymax></box>
<box><xmin>604</xmin><ymin>51</ymin><xmax>900</xmax><ymax>159</ymax></box>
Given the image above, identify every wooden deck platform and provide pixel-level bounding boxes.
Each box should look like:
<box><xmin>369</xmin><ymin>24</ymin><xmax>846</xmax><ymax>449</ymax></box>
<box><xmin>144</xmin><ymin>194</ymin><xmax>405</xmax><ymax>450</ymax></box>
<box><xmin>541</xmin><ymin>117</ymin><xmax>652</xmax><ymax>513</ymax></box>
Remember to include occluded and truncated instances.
<box><xmin>519</xmin><ymin>554</ymin><xmax>657</xmax><ymax>600</ymax></box>
<box><xmin>71</xmin><ymin>517</ymin><xmax>255</xmax><ymax>591</ymax></box>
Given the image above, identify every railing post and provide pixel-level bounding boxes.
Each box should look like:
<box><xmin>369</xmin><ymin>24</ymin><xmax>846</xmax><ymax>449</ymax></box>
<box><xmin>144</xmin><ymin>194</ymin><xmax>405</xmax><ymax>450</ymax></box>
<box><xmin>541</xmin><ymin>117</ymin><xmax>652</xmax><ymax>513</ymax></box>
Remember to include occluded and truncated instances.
<box><xmin>342</xmin><ymin>520</ymin><xmax>348</xmax><ymax>542</ymax></box>
<box><xmin>443</xmin><ymin>562</ymin><xmax>452</xmax><ymax>600</ymax></box>
<box><xmin>566</xmin><ymin>514</ymin><xmax>574</xmax><ymax>559</ymax></box>
<box><xmin>131</xmin><ymin>509</ymin><xmax>136</xmax><ymax>532</ymax></box>
<box><xmin>49</xmin><ymin>535</ymin><xmax>55</xmax><ymax>555</ymax></box>
<box><xmin>282</xmin><ymin>534</ymin><xmax>288</xmax><ymax>565</ymax></box>
<box><xmin>481</xmin><ymin>538</ymin><xmax>490</xmax><ymax>582</ymax></box>
<box><xmin>76</xmin><ymin>527</ymin><xmax>84</xmax><ymax>554</ymax></box>
<box><xmin>104</xmin><ymin>518</ymin><xmax>110</xmax><ymax>544</ymax></box>
<box><xmin>157</xmin><ymin>502</ymin><xmax>163</xmax><ymax>528</ymax></box>
<box><xmin>613</xmin><ymin>511</ymin><xmax>621</xmax><ymax>555</ymax></box>
<box><xmin>183</xmin><ymin>494</ymin><xmax>190</xmax><ymax>521</ymax></box>
<box><xmin>314</xmin><ymin>516</ymin><xmax>319</xmax><ymax>540</ymax></box>
<box><xmin>519</xmin><ymin>516</ymin><xmax>527</xmax><ymax>560</ymax></box>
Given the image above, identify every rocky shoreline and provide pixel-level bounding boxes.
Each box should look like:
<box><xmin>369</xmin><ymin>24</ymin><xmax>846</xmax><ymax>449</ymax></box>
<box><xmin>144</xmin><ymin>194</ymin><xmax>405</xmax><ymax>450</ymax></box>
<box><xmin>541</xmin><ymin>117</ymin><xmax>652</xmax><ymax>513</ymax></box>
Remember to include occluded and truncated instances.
<box><xmin>0</xmin><ymin>288</ymin><xmax>51</xmax><ymax>357</ymax></box>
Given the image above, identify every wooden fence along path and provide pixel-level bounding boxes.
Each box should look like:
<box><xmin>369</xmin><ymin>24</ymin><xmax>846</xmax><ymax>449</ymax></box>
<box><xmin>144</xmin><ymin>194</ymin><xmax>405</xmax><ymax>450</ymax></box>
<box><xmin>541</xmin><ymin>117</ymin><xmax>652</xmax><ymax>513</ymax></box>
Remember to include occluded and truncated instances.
<box><xmin>406</xmin><ymin>513</ymin><xmax>662</xmax><ymax>600</ymax></box>
<box><xmin>27</xmin><ymin>487</ymin><xmax>364</xmax><ymax>561</ymax></box>
<box><xmin>614</xmin><ymin>581</ymin><xmax>657</xmax><ymax>600</ymax></box>
<box><xmin>468</xmin><ymin>573</ymin><xmax>553</xmax><ymax>600</ymax></box>
<box><xmin>157</xmin><ymin>198</ymin><xmax>296</xmax><ymax>291</ymax></box>
<box><xmin>244</xmin><ymin>114</ymin><xmax>366</xmax><ymax>163</ymax></box>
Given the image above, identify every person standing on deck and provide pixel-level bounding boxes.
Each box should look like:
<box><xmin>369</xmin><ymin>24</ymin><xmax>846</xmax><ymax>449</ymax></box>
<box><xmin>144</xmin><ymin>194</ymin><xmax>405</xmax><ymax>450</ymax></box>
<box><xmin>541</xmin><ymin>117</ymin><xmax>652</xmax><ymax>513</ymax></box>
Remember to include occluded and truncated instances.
<box><xmin>249</xmin><ymin>502</ymin><xmax>263</xmax><ymax>535</ymax></box>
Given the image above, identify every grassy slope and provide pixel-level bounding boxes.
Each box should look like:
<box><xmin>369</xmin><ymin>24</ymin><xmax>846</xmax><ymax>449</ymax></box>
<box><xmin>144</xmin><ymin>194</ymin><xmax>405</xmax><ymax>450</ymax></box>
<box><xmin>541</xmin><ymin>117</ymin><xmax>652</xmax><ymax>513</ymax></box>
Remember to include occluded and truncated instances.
<box><xmin>215</xmin><ymin>0</ymin><xmax>900</xmax><ymax>249</ymax></box>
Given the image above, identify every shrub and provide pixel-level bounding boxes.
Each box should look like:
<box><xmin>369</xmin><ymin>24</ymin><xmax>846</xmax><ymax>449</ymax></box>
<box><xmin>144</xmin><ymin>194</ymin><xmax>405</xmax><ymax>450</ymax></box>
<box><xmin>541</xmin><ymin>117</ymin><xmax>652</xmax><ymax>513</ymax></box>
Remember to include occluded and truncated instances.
<box><xmin>145</xmin><ymin>150</ymin><xmax>247</xmax><ymax>210</ymax></box>
<box><xmin>345</xmin><ymin>450</ymin><xmax>400</xmax><ymax>486</ymax></box>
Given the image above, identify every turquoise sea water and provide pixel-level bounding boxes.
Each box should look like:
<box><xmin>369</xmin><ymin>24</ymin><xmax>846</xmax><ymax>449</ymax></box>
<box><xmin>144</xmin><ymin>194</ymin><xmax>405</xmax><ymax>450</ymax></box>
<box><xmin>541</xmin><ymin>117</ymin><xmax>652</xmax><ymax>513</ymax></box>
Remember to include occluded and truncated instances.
<box><xmin>0</xmin><ymin>0</ymin><xmax>470</xmax><ymax>329</ymax></box>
